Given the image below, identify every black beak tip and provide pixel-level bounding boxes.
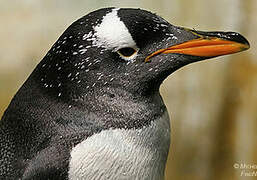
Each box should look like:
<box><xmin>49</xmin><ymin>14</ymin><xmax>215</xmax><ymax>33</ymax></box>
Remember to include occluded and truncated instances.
<box><xmin>224</xmin><ymin>32</ymin><xmax>250</xmax><ymax>47</ymax></box>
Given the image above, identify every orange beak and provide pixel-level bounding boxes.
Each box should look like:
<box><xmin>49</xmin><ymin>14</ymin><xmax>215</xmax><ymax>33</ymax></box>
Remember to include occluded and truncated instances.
<box><xmin>146</xmin><ymin>30</ymin><xmax>250</xmax><ymax>62</ymax></box>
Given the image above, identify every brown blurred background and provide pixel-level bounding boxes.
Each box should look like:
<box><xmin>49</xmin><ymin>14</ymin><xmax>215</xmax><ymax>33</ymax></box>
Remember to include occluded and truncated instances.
<box><xmin>0</xmin><ymin>0</ymin><xmax>256</xmax><ymax>179</ymax></box>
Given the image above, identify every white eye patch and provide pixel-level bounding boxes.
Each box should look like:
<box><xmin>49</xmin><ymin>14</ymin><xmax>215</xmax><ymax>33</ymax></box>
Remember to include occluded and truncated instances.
<box><xmin>92</xmin><ymin>8</ymin><xmax>138</xmax><ymax>52</ymax></box>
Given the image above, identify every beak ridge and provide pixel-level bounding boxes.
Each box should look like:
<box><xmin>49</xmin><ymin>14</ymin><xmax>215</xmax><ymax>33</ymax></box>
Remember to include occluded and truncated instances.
<box><xmin>145</xmin><ymin>29</ymin><xmax>250</xmax><ymax>62</ymax></box>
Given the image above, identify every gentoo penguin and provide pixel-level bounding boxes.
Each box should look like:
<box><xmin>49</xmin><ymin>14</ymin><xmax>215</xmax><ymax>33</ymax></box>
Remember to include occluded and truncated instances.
<box><xmin>0</xmin><ymin>7</ymin><xmax>249</xmax><ymax>180</ymax></box>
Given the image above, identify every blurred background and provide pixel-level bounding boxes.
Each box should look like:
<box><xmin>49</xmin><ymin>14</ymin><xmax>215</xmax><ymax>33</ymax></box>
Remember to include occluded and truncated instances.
<box><xmin>0</xmin><ymin>0</ymin><xmax>256</xmax><ymax>179</ymax></box>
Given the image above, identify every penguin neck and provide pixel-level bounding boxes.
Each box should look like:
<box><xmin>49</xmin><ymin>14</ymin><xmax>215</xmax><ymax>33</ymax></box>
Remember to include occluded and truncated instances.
<box><xmin>8</xmin><ymin>76</ymin><xmax>167</xmax><ymax>132</ymax></box>
<box><xmin>70</xmin><ymin>86</ymin><xmax>167</xmax><ymax>130</ymax></box>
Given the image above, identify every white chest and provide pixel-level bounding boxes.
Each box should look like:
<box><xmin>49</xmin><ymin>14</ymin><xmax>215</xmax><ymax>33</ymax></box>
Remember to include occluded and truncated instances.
<box><xmin>68</xmin><ymin>112</ymin><xmax>170</xmax><ymax>180</ymax></box>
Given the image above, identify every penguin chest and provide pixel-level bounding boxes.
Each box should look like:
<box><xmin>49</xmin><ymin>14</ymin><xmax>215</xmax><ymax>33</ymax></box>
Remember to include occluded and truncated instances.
<box><xmin>68</xmin><ymin>112</ymin><xmax>171</xmax><ymax>180</ymax></box>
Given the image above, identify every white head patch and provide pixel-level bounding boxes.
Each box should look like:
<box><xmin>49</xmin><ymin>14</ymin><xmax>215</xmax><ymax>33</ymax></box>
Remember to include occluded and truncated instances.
<box><xmin>92</xmin><ymin>8</ymin><xmax>137</xmax><ymax>51</ymax></box>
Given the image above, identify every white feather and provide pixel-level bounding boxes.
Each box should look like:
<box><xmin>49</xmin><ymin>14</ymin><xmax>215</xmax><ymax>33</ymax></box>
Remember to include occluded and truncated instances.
<box><xmin>92</xmin><ymin>8</ymin><xmax>137</xmax><ymax>51</ymax></box>
<box><xmin>68</xmin><ymin>112</ymin><xmax>170</xmax><ymax>180</ymax></box>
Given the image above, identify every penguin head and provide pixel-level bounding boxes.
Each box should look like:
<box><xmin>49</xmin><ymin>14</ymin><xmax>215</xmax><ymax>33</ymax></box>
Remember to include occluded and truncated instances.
<box><xmin>34</xmin><ymin>7</ymin><xmax>249</xmax><ymax>100</ymax></box>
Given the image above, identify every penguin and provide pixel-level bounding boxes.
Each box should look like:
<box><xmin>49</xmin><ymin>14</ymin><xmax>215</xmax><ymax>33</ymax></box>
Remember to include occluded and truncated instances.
<box><xmin>0</xmin><ymin>7</ymin><xmax>249</xmax><ymax>180</ymax></box>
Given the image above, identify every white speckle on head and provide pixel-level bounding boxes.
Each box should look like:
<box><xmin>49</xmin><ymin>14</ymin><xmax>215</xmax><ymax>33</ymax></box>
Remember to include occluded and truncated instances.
<box><xmin>79</xmin><ymin>48</ymin><xmax>87</xmax><ymax>54</ymax></box>
<box><xmin>83</xmin><ymin>31</ymin><xmax>93</xmax><ymax>40</ymax></box>
<box><xmin>160</xmin><ymin>24</ymin><xmax>168</xmax><ymax>27</ymax></box>
<box><xmin>172</xmin><ymin>36</ymin><xmax>178</xmax><ymax>40</ymax></box>
<box><xmin>67</xmin><ymin>73</ymin><xmax>72</xmax><ymax>78</ymax></box>
<box><xmin>92</xmin><ymin>8</ymin><xmax>137</xmax><ymax>52</ymax></box>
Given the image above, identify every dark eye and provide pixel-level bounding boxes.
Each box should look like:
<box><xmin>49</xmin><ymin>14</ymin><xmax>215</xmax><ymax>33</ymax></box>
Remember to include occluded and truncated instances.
<box><xmin>117</xmin><ymin>47</ymin><xmax>137</xmax><ymax>57</ymax></box>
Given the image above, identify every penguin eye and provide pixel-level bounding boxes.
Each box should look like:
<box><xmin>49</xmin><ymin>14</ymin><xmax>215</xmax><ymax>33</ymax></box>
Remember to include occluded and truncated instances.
<box><xmin>117</xmin><ymin>47</ymin><xmax>137</xmax><ymax>60</ymax></box>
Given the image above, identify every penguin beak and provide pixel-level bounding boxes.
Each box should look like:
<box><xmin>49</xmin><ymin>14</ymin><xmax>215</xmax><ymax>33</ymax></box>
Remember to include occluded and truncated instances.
<box><xmin>145</xmin><ymin>29</ymin><xmax>250</xmax><ymax>62</ymax></box>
